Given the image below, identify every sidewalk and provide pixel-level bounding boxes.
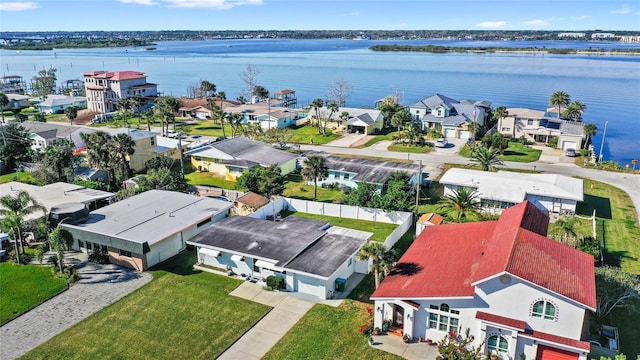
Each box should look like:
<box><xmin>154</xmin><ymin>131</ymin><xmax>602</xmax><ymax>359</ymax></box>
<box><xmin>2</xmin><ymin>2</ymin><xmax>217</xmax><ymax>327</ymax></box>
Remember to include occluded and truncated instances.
<box><xmin>369</xmin><ymin>334</ymin><xmax>440</xmax><ymax>360</ymax></box>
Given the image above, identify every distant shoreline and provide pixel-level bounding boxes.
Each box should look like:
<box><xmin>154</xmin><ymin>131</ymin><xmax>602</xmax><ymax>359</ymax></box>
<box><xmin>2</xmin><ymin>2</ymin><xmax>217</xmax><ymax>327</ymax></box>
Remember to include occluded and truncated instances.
<box><xmin>369</xmin><ymin>44</ymin><xmax>640</xmax><ymax>56</ymax></box>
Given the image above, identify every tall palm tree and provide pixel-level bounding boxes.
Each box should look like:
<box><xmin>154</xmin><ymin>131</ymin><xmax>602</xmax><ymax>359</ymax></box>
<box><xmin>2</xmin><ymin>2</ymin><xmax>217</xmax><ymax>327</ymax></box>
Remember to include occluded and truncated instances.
<box><xmin>491</xmin><ymin>106</ymin><xmax>508</xmax><ymax>131</ymax></box>
<box><xmin>322</xmin><ymin>101</ymin><xmax>339</xmax><ymax>135</ymax></box>
<box><xmin>310</xmin><ymin>98</ymin><xmax>324</xmax><ymax>130</ymax></box>
<box><xmin>470</xmin><ymin>146</ymin><xmax>504</xmax><ymax>171</ymax></box>
<box><xmin>226</xmin><ymin>112</ymin><xmax>244</xmax><ymax>137</ymax></box>
<box><xmin>549</xmin><ymin>91</ymin><xmax>570</xmax><ymax>119</ymax></box>
<box><xmin>550</xmin><ymin>216</ymin><xmax>578</xmax><ymax>244</ymax></box>
<box><xmin>0</xmin><ymin>92</ymin><xmax>9</xmax><ymax>123</ymax></box>
<box><xmin>391</xmin><ymin>109</ymin><xmax>412</xmax><ymax>139</ymax></box>
<box><xmin>563</xmin><ymin>101</ymin><xmax>586</xmax><ymax>122</ymax></box>
<box><xmin>140</xmin><ymin>109</ymin><xmax>154</xmax><ymax>132</ymax></box>
<box><xmin>357</xmin><ymin>241</ymin><xmax>387</xmax><ymax>289</ymax></box>
<box><xmin>116</xmin><ymin>98</ymin><xmax>131</xmax><ymax>126</ymax></box>
<box><xmin>112</xmin><ymin>133</ymin><xmax>135</xmax><ymax>185</ymax></box>
<box><xmin>467</xmin><ymin>121</ymin><xmax>481</xmax><ymax>141</ymax></box>
<box><xmin>0</xmin><ymin>191</ymin><xmax>46</xmax><ymax>264</ymax></box>
<box><xmin>129</xmin><ymin>94</ymin><xmax>145</xmax><ymax>114</ymax></box>
<box><xmin>300</xmin><ymin>155</ymin><xmax>329</xmax><ymax>201</ymax></box>
<box><xmin>438</xmin><ymin>188</ymin><xmax>481</xmax><ymax>223</ymax></box>
<box><xmin>37</xmin><ymin>226</ymin><xmax>74</xmax><ymax>273</ymax></box>
<box><xmin>64</xmin><ymin>106</ymin><xmax>78</xmax><ymax>126</ymax></box>
<box><xmin>583</xmin><ymin>123</ymin><xmax>597</xmax><ymax>149</ymax></box>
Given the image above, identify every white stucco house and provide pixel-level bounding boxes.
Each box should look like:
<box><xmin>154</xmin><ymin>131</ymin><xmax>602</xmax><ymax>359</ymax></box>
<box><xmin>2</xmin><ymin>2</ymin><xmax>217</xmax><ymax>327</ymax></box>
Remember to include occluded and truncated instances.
<box><xmin>496</xmin><ymin>108</ymin><xmax>585</xmax><ymax>150</ymax></box>
<box><xmin>187</xmin><ymin>215</ymin><xmax>372</xmax><ymax>300</ymax></box>
<box><xmin>439</xmin><ymin>168</ymin><xmax>583</xmax><ymax>214</ymax></box>
<box><xmin>62</xmin><ymin>190</ymin><xmax>232</xmax><ymax>270</ymax></box>
<box><xmin>371</xmin><ymin>201</ymin><xmax>596</xmax><ymax>360</ymax></box>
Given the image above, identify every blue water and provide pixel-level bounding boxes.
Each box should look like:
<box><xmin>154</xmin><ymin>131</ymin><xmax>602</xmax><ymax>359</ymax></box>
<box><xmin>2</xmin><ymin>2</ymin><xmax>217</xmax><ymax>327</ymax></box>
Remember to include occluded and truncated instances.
<box><xmin>1</xmin><ymin>39</ymin><xmax>639</xmax><ymax>164</ymax></box>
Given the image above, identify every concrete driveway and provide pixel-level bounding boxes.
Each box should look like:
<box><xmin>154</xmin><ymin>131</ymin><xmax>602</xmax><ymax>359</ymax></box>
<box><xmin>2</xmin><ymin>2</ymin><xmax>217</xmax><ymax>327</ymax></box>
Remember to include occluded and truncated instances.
<box><xmin>0</xmin><ymin>253</ymin><xmax>152</xmax><ymax>360</ymax></box>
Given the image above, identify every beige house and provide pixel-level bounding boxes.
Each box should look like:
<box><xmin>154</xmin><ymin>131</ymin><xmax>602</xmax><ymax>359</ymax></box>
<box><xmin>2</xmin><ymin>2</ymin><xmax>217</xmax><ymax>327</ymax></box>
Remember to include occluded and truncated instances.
<box><xmin>233</xmin><ymin>192</ymin><xmax>269</xmax><ymax>216</ymax></box>
<box><xmin>83</xmin><ymin>71</ymin><xmax>157</xmax><ymax>113</ymax></box>
<box><xmin>101</xmin><ymin>128</ymin><xmax>160</xmax><ymax>172</ymax></box>
<box><xmin>497</xmin><ymin>108</ymin><xmax>584</xmax><ymax>150</ymax></box>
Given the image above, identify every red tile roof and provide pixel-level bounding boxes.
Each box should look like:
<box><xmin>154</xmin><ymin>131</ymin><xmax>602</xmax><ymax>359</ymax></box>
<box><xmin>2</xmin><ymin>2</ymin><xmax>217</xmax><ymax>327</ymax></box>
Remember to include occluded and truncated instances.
<box><xmin>83</xmin><ymin>71</ymin><xmax>146</xmax><ymax>81</ymax></box>
<box><xmin>520</xmin><ymin>329</ymin><xmax>590</xmax><ymax>351</ymax></box>
<box><xmin>371</xmin><ymin>201</ymin><xmax>596</xmax><ymax>309</ymax></box>
<box><xmin>475</xmin><ymin>311</ymin><xmax>526</xmax><ymax>331</ymax></box>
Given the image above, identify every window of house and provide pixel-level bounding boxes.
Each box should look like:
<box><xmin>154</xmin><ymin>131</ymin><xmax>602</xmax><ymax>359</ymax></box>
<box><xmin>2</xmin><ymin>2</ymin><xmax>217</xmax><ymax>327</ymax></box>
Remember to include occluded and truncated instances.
<box><xmin>119</xmin><ymin>249</ymin><xmax>132</xmax><ymax>257</ymax></box>
<box><xmin>86</xmin><ymin>242</ymin><xmax>92</xmax><ymax>250</ymax></box>
<box><xmin>487</xmin><ymin>335</ymin><xmax>509</xmax><ymax>353</ymax></box>
<box><xmin>344</xmin><ymin>173</ymin><xmax>350</xmax><ymax>180</ymax></box>
<box><xmin>78</xmin><ymin>240</ymin><xmax>84</xmax><ymax>248</ymax></box>
<box><xmin>501</xmin><ymin>127</ymin><xmax>511</xmax><ymax>132</ymax></box>
<box><xmin>531</xmin><ymin>299</ymin><xmax>557</xmax><ymax>320</ymax></box>
<box><xmin>150</xmin><ymin>137</ymin><xmax>155</xmax><ymax>146</ymax></box>
<box><xmin>428</xmin><ymin>303</ymin><xmax>460</xmax><ymax>332</ymax></box>
<box><xmin>197</xmin><ymin>217</ymin><xmax>212</xmax><ymax>228</ymax></box>
<box><xmin>527</xmin><ymin>119</ymin><xmax>534</xmax><ymax>126</ymax></box>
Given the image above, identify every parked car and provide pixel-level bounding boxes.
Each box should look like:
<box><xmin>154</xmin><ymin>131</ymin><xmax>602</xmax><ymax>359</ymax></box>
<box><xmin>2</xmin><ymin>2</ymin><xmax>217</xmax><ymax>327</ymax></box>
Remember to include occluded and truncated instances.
<box><xmin>435</xmin><ymin>138</ymin><xmax>448</xmax><ymax>148</ymax></box>
<box><xmin>565</xmin><ymin>148</ymin><xmax>578</xmax><ymax>157</ymax></box>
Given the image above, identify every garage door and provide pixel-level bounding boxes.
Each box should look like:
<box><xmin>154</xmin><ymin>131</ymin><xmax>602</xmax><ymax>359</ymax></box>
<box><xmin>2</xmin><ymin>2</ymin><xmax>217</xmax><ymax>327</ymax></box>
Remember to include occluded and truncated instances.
<box><xmin>536</xmin><ymin>345</ymin><xmax>578</xmax><ymax>360</ymax></box>
<box><xmin>458</xmin><ymin>130</ymin><xmax>470</xmax><ymax>140</ymax></box>
<box><xmin>561</xmin><ymin>141</ymin><xmax>577</xmax><ymax>150</ymax></box>
<box><xmin>296</xmin><ymin>276</ymin><xmax>320</xmax><ymax>298</ymax></box>
<box><xmin>444</xmin><ymin>128</ymin><xmax>456</xmax><ymax>138</ymax></box>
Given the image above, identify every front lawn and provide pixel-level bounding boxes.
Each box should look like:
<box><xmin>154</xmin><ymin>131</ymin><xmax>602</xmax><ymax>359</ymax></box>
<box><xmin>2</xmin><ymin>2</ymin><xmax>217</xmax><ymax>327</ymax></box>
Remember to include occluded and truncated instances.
<box><xmin>0</xmin><ymin>262</ymin><xmax>68</xmax><ymax>325</ymax></box>
<box><xmin>185</xmin><ymin>170</ymin><xmax>237</xmax><ymax>190</ymax></box>
<box><xmin>283</xmin><ymin>172</ymin><xmax>343</xmax><ymax>203</ymax></box>
<box><xmin>0</xmin><ymin>172</ymin><xmax>39</xmax><ymax>185</ymax></box>
<box><xmin>358</xmin><ymin>128</ymin><xmax>397</xmax><ymax>148</ymax></box>
<box><xmin>21</xmin><ymin>251</ymin><xmax>271</xmax><ymax>360</ymax></box>
<box><xmin>262</xmin><ymin>300</ymin><xmax>402</xmax><ymax>360</ymax></box>
<box><xmin>287</xmin><ymin>212</ymin><xmax>397</xmax><ymax>242</ymax></box>
<box><xmin>188</xmin><ymin>121</ymin><xmax>233</xmax><ymax>137</ymax></box>
<box><xmin>460</xmin><ymin>142</ymin><xmax>541</xmax><ymax>162</ymax></box>
<box><xmin>387</xmin><ymin>143</ymin><xmax>432</xmax><ymax>154</ymax></box>
<box><xmin>289</xmin><ymin>124</ymin><xmax>339</xmax><ymax>145</ymax></box>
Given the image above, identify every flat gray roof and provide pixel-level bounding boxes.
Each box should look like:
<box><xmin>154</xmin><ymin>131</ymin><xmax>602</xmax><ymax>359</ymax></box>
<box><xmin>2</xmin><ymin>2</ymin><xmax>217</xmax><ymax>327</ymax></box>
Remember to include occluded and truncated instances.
<box><xmin>64</xmin><ymin>190</ymin><xmax>232</xmax><ymax>245</ymax></box>
<box><xmin>322</xmin><ymin>154</ymin><xmax>419</xmax><ymax>185</ymax></box>
<box><xmin>286</xmin><ymin>231</ymin><xmax>368</xmax><ymax>277</ymax></box>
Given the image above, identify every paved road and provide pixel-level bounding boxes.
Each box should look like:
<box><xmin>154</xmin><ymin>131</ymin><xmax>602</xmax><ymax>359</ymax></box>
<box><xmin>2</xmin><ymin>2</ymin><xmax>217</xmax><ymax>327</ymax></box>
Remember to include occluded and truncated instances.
<box><xmin>301</xmin><ymin>141</ymin><xmax>640</xmax><ymax>225</ymax></box>
<box><xmin>0</xmin><ymin>254</ymin><xmax>152</xmax><ymax>360</ymax></box>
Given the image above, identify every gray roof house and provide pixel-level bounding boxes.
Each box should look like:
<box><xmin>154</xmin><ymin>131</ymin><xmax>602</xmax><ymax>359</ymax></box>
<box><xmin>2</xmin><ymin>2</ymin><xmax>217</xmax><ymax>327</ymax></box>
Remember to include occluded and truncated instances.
<box><xmin>185</xmin><ymin>136</ymin><xmax>299</xmax><ymax>180</ymax></box>
<box><xmin>63</xmin><ymin>190</ymin><xmax>233</xmax><ymax>270</ymax></box>
<box><xmin>311</xmin><ymin>106</ymin><xmax>384</xmax><ymax>135</ymax></box>
<box><xmin>22</xmin><ymin>122</ymin><xmax>97</xmax><ymax>151</ymax></box>
<box><xmin>409</xmin><ymin>94</ymin><xmax>491</xmax><ymax>140</ymax></box>
<box><xmin>187</xmin><ymin>215</ymin><xmax>372</xmax><ymax>299</ymax></box>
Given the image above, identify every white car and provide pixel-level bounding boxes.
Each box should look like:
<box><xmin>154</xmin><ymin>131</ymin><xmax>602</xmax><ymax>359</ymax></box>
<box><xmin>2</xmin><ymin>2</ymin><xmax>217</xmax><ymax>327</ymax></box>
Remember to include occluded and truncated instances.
<box><xmin>434</xmin><ymin>138</ymin><xmax>448</xmax><ymax>148</ymax></box>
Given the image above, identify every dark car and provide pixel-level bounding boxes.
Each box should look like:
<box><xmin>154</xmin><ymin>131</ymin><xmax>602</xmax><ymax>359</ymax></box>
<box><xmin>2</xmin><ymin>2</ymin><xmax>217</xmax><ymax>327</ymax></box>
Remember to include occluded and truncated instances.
<box><xmin>565</xmin><ymin>149</ymin><xmax>578</xmax><ymax>157</ymax></box>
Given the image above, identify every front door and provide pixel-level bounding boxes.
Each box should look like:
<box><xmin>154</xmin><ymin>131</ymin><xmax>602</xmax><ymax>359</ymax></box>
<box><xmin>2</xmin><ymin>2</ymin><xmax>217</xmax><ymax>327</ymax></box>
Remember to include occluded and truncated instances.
<box><xmin>394</xmin><ymin>305</ymin><xmax>404</xmax><ymax>326</ymax></box>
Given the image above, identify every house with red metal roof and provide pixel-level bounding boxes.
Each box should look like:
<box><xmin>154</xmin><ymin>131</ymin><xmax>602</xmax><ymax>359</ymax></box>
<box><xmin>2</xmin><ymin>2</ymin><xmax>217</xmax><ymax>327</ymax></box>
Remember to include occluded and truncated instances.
<box><xmin>83</xmin><ymin>70</ymin><xmax>157</xmax><ymax>113</ymax></box>
<box><xmin>371</xmin><ymin>201</ymin><xmax>596</xmax><ymax>360</ymax></box>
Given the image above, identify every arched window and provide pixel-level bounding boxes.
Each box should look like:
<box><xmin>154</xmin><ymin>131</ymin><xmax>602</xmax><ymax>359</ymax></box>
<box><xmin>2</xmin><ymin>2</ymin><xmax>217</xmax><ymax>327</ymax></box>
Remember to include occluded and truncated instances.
<box><xmin>487</xmin><ymin>335</ymin><xmax>509</xmax><ymax>353</ymax></box>
<box><xmin>440</xmin><ymin>303</ymin><xmax>449</xmax><ymax>312</ymax></box>
<box><xmin>428</xmin><ymin>303</ymin><xmax>459</xmax><ymax>333</ymax></box>
<box><xmin>531</xmin><ymin>299</ymin><xmax>557</xmax><ymax>321</ymax></box>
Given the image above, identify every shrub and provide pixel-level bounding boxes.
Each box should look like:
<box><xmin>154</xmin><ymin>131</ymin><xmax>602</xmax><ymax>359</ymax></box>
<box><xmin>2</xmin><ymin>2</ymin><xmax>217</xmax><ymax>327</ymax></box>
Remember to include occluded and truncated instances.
<box><xmin>265</xmin><ymin>275</ymin><xmax>283</xmax><ymax>290</ymax></box>
<box><xmin>88</xmin><ymin>249</ymin><xmax>110</xmax><ymax>264</ymax></box>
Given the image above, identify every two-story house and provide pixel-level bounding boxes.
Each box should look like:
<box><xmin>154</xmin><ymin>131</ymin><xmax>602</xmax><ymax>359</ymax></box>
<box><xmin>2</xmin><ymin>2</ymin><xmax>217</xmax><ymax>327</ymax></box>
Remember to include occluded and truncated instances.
<box><xmin>409</xmin><ymin>94</ymin><xmax>491</xmax><ymax>139</ymax></box>
<box><xmin>496</xmin><ymin>108</ymin><xmax>584</xmax><ymax>150</ymax></box>
<box><xmin>83</xmin><ymin>71</ymin><xmax>157</xmax><ymax>113</ymax></box>
<box><xmin>371</xmin><ymin>201</ymin><xmax>595</xmax><ymax>360</ymax></box>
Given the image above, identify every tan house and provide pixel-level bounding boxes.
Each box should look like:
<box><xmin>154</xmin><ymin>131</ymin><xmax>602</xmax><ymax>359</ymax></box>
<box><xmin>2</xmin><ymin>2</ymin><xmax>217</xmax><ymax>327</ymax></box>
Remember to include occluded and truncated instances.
<box><xmin>83</xmin><ymin>71</ymin><xmax>157</xmax><ymax>113</ymax></box>
<box><xmin>497</xmin><ymin>108</ymin><xmax>584</xmax><ymax>150</ymax></box>
<box><xmin>177</xmin><ymin>98</ymin><xmax>240</xmax><ymax>119</ymax></box>
<box><xmin>101</xmin><ymin>128</ymin><xmax>160</xmax><ymax>172</ymax></box>
<box><xmin>233</xmin><ymin>192</ymin><xmax>269</xmax><ymax>216</ymax></box>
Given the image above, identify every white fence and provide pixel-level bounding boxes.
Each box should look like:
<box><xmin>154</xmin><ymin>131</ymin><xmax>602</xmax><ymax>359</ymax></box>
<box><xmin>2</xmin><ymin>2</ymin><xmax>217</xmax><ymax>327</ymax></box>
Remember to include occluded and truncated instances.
<box><xmin>250</xmin><ymin>197</ymin><xmax>413</xmax><ymax>249</ymax></box>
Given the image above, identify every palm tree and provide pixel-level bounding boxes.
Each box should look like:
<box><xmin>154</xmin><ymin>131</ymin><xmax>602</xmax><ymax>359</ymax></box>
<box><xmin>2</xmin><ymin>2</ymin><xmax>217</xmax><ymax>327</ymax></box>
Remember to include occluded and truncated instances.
<box><xmin>404</xmin><ymin>123</ymin><xmax>422</xmax><ymax>145</ymax></box>
<box><xmin>491</xmin><ymin>106</ymin><xmax>508</xmax><ymax>131</ymax></box>
<box><xmin>0</xmin><ymin>191</ymin><xmax>46</xmax><ymax>264</ymax></box>
<box><xmin>583</xmin><ymin>123</ymin><xmax>597</xmax><ymax>149</ymax></box>
<box><xmin>112</xmin><ymin>133</ymin><xmax>135</xmax><ymax>185</ymax></box>
<box><xmin>550</xmin><ymin>216</ymin><xmax>578</xmax><ymax>244</ymax></box>
<box><xmin>129</xmin><ymin>94</ymin><xmax>145</xmax><ymax>115</ymax></box>
<box><xmin>357</xmin><ymin>241</ymin><xmax>387</xmax><ymax>289</ymax></box>
<box><xmin>140</xmin><ymin>109</ymin><xmax>154</xmax><ymax>132</ymax></box>
<box><xmin>64</xmin><ymin>106</ymin><xmax>78</xmax><ymax>126</ymax></box>
<box><xmin>339</xmin><ymin>111</ymin><xmax>349</xmax><ymax>128</ymax></box>
<box><xmin>310</xmin><ymin>98</ymin><xmax>324</xmax><ymax>130</ymax></box>
<box><xmin>116</xmin><ymin>98</ymin><xmax>131</xmax><ymax>126</ymax></box>
<box><xmin>470</xmin><ymin>146</ymin><xmax>504</xmax><ymax>171</ymax></box>
<box><xmin>467</xmin><ymin>121</ymin><xmax>481</xmax><ymax>141</ymax></box>
<box><xmin>438</xmin><ymin>188</ymin><xmax>481</xmax><ymax>223</ymax></box>
<box><xmin>37</xmin><ymin>226</ymin><xmax>74</xmax><ymax>273</ymax></box>
<box><xmin>563</xmin><ymin>101</ymin><xmax>586</xmax><ymax>122</ymax></box>
<box><xmin>200</xmin><ymin>80</ymin><xmax>216</xmax><ymax>98</ymax></box>
<box><xmin>300</xmin><ymin>155</ymin><xmax>329</xmax><ymax>201</ymax></box>
<box><xmin>549</xmin><ymin>91</ymin><xmax>570</xmax><ymax>119</ymax></box>
<box><xmin>0</xmin><ymin>92</ymin><xmax>8</xmax><ymax>123</ymax></box>
<box><xmin>322</xmin><ymin>101</ymin><xmax>339</xmax><ymax>135</ymax></box>
<box><xmin>391</xmin><ymin>109</ymin><xmax>412</xmax><ymax>139</ymax></box>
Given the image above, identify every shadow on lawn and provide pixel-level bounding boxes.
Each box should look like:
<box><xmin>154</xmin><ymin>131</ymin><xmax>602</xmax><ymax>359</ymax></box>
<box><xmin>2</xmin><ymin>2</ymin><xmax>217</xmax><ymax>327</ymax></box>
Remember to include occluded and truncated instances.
<box><xmin>578</xmin><ymin>194</ymin><xmax>612</xmax><ymax>219</ymax></box>
<box><xmin>502</xmin><ymin>150</ymin><xmax>527</xmax><ymax>157</ymax></box>
<box><xmin>149</xmin><ymin>249</ymin><xmax>202</xmax><ymax>276</ymax></box>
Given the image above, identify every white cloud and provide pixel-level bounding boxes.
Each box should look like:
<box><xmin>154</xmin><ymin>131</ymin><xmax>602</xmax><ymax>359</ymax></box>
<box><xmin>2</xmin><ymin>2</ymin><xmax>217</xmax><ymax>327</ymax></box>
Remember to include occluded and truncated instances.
<box><xmin>610</xmin><ymin>6</ymin><xmax>631</xmax><ymax>14</ymax></box>
<box><xmin>388</xmin><ymin>23</ymin><xmax>408</xmax><ymax>28</ymax></box>
<box><xmin>476</xmin><ymin>21</ymin><xmax>507</xmax><ymax>28</ymax></box>
<box><xmin>522</xmin><ymin>19</ymin><xmax>549</xmax><ymax>26</ymax></box>
<box><xmin>162</xmin><ymin>0</ymin><xmax>262</xmax><ymax>9</ymax></box>
<box><xmin>118</xmin><ymin>0</ymin><xmax>159</xmax><ymax>5</ymax></box>
<box><xmin>0</xmin><ymin>2</ymin><xmax>39</xmax><ymax>12</ymax></box>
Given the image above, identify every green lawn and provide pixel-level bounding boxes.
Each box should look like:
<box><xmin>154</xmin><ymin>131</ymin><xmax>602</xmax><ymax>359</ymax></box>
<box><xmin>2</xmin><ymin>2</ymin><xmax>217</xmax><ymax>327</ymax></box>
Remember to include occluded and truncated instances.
<box><xmin>387</xmin><ymin>143</ymin><xmax>432</xmax><ymax>154</ymax></box>
<box><xmin>0</xmin><ymin>172</ymin><xmax>39</xmax><ymax>185</ymax></box>
<box><xmin>359</xmin><ymin>128</ymin><xmax>397</xmax><ymax>148</ymax></box>
<box><xmin>21</xmin><ymin>251</ymin><xmax>271</xmax><ymax>360</ymax></box>
<box><xmin>0</xmin><ymin>263</ymin><xmax>68</xmax><ymax>325</ymax></box>
<box><xmin>283</xmin><ymin>172</ymin><xmax>343</xmax><ymax>203</ymax></box>
<box><xmin>262</xmin><ymin>300</ymin><xmax>402</xmax><ymax>360</ymax></box>
<box><xmin>460</xmin><ymin>142</ymin><xmax>541</xmax><ymax>162</ymax></box>
<box><xmin>288</xmin><ymin>212</ymin><xmax>397</xmax><ymax>242</ymax></box>
<box><xmin>289</xmin><ymin>124</ymin><xmax>339</xmax><ymax>145</ymax></box>
<box><xmin>188</xmin><ymin>121</ymin><xmax>233</xmax><ymax>137</ymax></box>
<box><xmin>185</xmin><ymin>170</ymin><xmax>237</xmax><ymax>190</ymax></box>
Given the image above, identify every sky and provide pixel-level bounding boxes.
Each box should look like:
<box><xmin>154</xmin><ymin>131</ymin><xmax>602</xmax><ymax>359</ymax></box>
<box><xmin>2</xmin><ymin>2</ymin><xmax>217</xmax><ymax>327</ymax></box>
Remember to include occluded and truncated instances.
<box><xmin>0</xmin><ymin>0</ymin><xmax>638</xmax><ymax>32</ymax></box>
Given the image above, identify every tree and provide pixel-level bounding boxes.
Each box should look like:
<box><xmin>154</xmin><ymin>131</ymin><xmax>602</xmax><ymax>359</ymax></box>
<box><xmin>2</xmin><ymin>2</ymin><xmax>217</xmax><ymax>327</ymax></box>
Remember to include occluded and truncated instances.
<box><xmin>32</xmin><ymin>67</ymin><xmax>57</xmax><ymax>100</ymax></box>
<box><xmin>377</xmin><ymin>99</ymin><xmax>404</xmax><ymax>128</ymax></box>
<box><xmin>467</xmin><ymin>121</ymin><xmax>481</xmax><ymax>141</ymax></box>
<box><xmin>154</xmin><ymin>96</ymin><xmax>179</xmax><ymax>134</ymax></box>
<box><xmin>36</xmin><ymin>226</ymin><xmax>74</xmax><ymax>273</ymax></box>
<box><xmin>391</xmin><ymin>109</ymin><xmax>412</xmax><ymax>139</ymax></box>
<box><xmin>310</xmin><ymin>98</ymin><xmax>324</xmax><ymax>131</ymax></box>
<box><xmin>140</xmin><ymin>109</ymin><xmax>154</xmax><ymax>132</ymax></box>
<box><xmin>0</xmin><ymin>121</ymin><xmax>32</xmax><ymax>173</ymax></box>
<box><xmin>563</xmin><ymin>101</ymin><xmax>586</xmax><ymax>121</ymax></box>
<box><xmin>404</xmin><ymin>123</ymin><xmax>422</xmax><ymax>145</ymax></box>
<box><xmin>357</xmin><ymin>241</ymin><xmax>387</xmax><ymax>289</ymax></box>
<box><xmin>36</xmin><ymin>139</ymin><xmax>79</xmax><ymax>184</ymax></box>
<box><xmin>235</xmin><ymin>164</ymin><xmax>285</xmax><ymax>197</ymax></box>
<box><xmin>209</xmin><ymin>102</ymin><xmax>227</xmax><ymax>138</ymax></box>
<box><xmin>226</xmin><ymin>112</ymin><xmax>244</xmax><ymax>137</ymax></box>
<box><xmin>240</xmin><ymin>64</ymin><xmax>261</xmax><ymax>99</ymax></box>
<box><xmin>344</xmin><ymin>182</ymin><xmax>380</xmax><ymax>208</ymax></box>
<box><xmin>253</xmin><ymin>85</ymin><xmax>269</xmax><ymax>101</ymax></box>
<box><xmin>437</xmin><ymin>328</ymin><xmax>483</xmax><ymax>360</ymax></box>
<box><xmin>488</xmin><ymin>132</ymin><xmax>509</xmax><ymax>154</ymax></box>
<box><xmin>33</xmin><ymin>113</ymin><xmax>46</xmax><ymax>122</ymax></box>
<box><xmin>550</xmin><ymin>216</ymin><xmax>579</xmax><ymax>244</ymax></box>
<box><xmin>327</xmin><ymin>78</ymin><xmax>352</xmax><ymax>107</ymax></box>
<box><xmin>0</xmin><ymin>191</ymin><xmax>46</xmax><ymax>264</ymax></box>
<box><xmin>583</xmin><ymin>123</ymin><xmax>597</xmax><ymax>149</ymax></box>
<box><xmin>141</xmin><ymin>156</ymin><xmax>187</xmax><ymax>192</ymax></box>
<box><xmin>112</xmin><ymin>133</ymin><xmax>135</xmax><ymax>185</ymax></box>
<box><xmin>320</xmin><ymin>101</ymin><xmax>339</xmax><ymax>135</ymax></box>
<box><xmin>339</xmin><ymin>111</ymin><xmax>350</xmax><ymax>127</ymax></box>
<box><xmin>264</xmin><ymin>127</ymin><xmax>292</xmax><ymax>149</ymax></box>
<box><xmin>300</xmin><ymin>155</ymin><xmax>329</xmax><ymax>201</ymax></box>
<box><xmin>491</xmin><ymin>106</ymin><xmax>508</xmax><ymax>128</ymax></box>
<box><xmin>378</xmin><ymin>177</ymin><xmax>414</xmax><ymax>212</ymax></box>
<box><xmin>593</xmin><ymin>266</ymin><xmax>640</xmax><ymax>325</ymax></box>
<box><xmin>438</xmin><ymin>188</ymin><xmax>481</xmax><ymax>222</ymax></box>
<box><xmin>0</xmin><ymin>92</ymin><xmax>8</xmax><ymax>123</ymax></box>
<box><xmin>470</xmin><ymin>146</ymin><xmax>504</xmax><ymax>171</ymax></box>
<box><xmin>200</xmin><ymin>80</ymin><xmax>216</xmax><ymax>98</ymax></box>
<box><xmin>14</xmin><ymin>113</ymin><xmax>27</xmax><ymax>122</ymax></box>
<box><xmin>549</xmin><ymin>91</ymin><xmax>570</xmax><ymax>119</ymax></box>
<box><xmin>64</xmin><ymin>106</ymin><xmax>78</xmax><ymax>126</ymax></box>
<box><xmin>129</xmin><ymin>93</ymin><xmax>145</xmax><ymax>114</ymax></box>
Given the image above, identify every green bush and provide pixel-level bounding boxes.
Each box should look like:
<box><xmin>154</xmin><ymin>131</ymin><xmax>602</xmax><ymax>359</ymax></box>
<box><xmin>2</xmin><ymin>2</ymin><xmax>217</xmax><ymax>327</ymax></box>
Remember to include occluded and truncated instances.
<box><xmin>546</xmin><ymin>137</ymin><xmax>558</xmax><ymax>148</ymax></box>
<box><xmin>88</xmin><ymin>249</ymin><xmax>110</xmax><ymax>264</ymax></box>
<box><xmin>266</xmin><ymin>275</ymin><xmax>283</xmax><ymax>290</ymax></box>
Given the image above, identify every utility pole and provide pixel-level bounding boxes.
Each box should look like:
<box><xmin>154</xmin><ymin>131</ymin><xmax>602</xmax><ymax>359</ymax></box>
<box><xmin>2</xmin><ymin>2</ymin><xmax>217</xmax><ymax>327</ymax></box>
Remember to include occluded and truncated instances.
<box><xmin>415</xmin><ymin>160</ymin><xmax>422</xmax><ymax>211</ymax></box>
<box><xmin>598</xmin><ymin>121</ymin><xmax>608</xmax><ymax>165</ymax></box>
<box><xmin>178</xmin><ymin>133</ymin><xmax>185</xmax><ymax>180</ymax></box>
